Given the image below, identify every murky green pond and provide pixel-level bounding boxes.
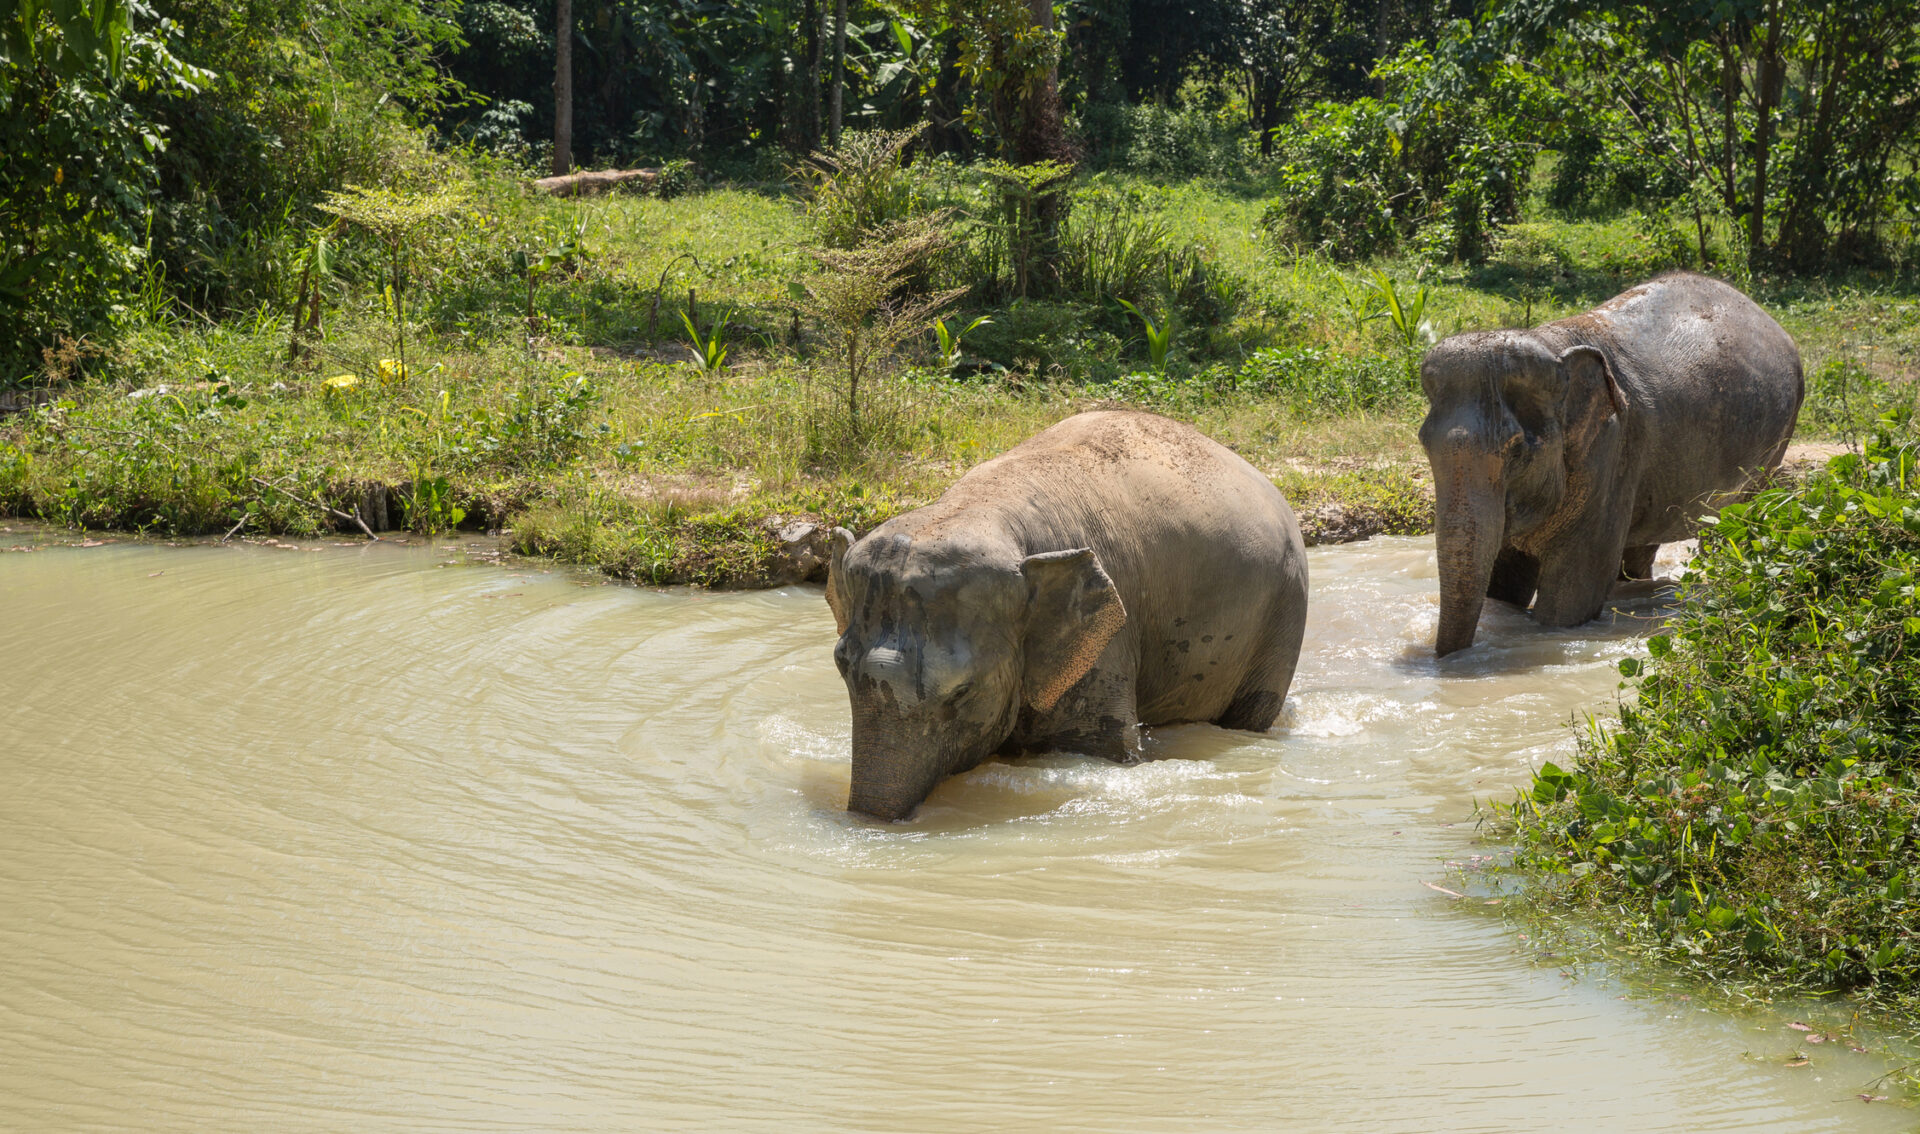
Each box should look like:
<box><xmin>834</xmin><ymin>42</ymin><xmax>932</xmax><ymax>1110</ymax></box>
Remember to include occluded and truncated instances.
<box><xmin>0</xmin><ymin>528</ymin><xmax>1908</xmax><ymax>1131</ymax></box>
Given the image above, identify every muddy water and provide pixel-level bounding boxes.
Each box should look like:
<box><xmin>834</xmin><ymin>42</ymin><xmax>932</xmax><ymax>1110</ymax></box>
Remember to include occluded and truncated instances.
<box><xmin>0</xmin><ymin>532</ymin><xmax>1908</xmax><ymax>1132</ymax></box>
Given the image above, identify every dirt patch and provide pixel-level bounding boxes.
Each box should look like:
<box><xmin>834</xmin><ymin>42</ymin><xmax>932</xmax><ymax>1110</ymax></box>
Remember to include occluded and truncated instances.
<box><xmin>1781</xmin><ymin>440</ymin><xmax>1852</xmax><ymax>471</ymax></box>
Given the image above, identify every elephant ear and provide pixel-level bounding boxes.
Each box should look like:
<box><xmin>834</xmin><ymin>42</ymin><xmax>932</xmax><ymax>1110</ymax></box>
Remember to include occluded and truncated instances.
<box><xmin>1559</xmin><ymin>344</ymin><xmax>1627</xmax><ymax>453</ymax></box>
<box><xmin>1020</xmin><ymin>548</ymin><xmax>1128</xmax><ymax>713</ymax></box>
<box><xmin>824</xmin><ymin>527</ymin><xmax>856</xmax><ymax>634</ymax></box>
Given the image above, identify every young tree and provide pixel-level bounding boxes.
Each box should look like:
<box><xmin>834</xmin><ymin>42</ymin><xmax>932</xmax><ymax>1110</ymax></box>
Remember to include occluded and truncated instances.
<box><xmin>902</xmin><ymin>0</ymin><xmax>1066</xmax><ymax>163</ymax></box>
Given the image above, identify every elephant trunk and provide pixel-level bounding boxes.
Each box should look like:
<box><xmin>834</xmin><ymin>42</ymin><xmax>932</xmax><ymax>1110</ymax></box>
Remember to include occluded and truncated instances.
<box><xmin>847</xmin><ymin>739</ymin><xmax>946</xmax><ymax>821</ymax></box>
<box><xmin>1433</xmin><ymin>446</ymin><xmax>1506</xmax><ymax>657</ymax></box>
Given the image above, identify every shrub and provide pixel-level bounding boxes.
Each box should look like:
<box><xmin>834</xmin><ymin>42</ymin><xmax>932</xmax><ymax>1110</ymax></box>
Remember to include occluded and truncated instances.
<box><xmin>1075</xmin><ymin>100</ymin><xmax>1248</xmax><ymax>177</ymax></box>
<box><xmin>1234</xmin><ymin>346</ymin><xmax>1416</xmax><ymax>415</ymax></box>
<box><xmin>962</xmin><ymin>298</ymin><xmax>1111</xmax><ymax>378</ymax></box>
<box><xmin>1054</xmin><ymin>186</ymin><xmax>1172</xmax><ymax>304</ymax></box>
<box><xmin>0</xmin><ymin>5</ymin><xmax>210</xmax><ymax>381</ymax></box>
<box><xmin>1547</xmin><ymin>117</ymin><xmax>1686</xmax><ymax>217</ymax></box>
<box><xmin>1262</xmin><ymin>99</ymin><xmax>1407</xmax><ymax>261</ymax></box>
<box><xmin>798</xmin><ymin>216</ymin><xmax>960</xmax><ymax>459</ymax></box>
<box><xmin>800</xmin><ymin>126</ymin><xmax>932</xmax><ymax>250</ymax></box>
<box><xmin>1262</xmin><ymin>44</ymin><xmax>1549</xmax><ymax>264</ymax></box>
<box><xmin>1508</xmin><ymin>437</ymin><xmax>1920</xmax><ymax>1026</ymax></box>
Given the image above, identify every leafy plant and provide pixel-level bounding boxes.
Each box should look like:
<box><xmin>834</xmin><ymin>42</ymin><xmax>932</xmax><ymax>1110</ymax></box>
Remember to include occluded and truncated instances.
<box><xmin>1331</xmin><ymin>273</ymin><xmax>1379</xmax><ymax>339</ymax></box>
<box><xmin>1802</xmin><ymin>358</ymin><xmax>1908</xmax><ymax>447</ymax></box>
<box><xmin>801</xmin><ymin>124</ymin><xmax>929</xmax><ymax>250</ymax></box>
<box><xmin>401</xmin><ymin>472</ymin><xmax>465</xmax><ymax>535</ymax></box>
<box><xmin>978</xmin><ymin>158</ymin><xmax>1073</xmax><ymax>299</ymax></box>
<box><xmin>0</xmin><ymin>0</ymin><xmax>211</xmax><ymax>379</ymax></box>
<box><xmin>798</xmin><ymin>215</ymin><xmax>959</xmax><ymax>455</ymax></box>
<box><xmin>932</xmin><ymin>314</ymin><xmax>991</xmax><ymax>371</ymax></box>
<box><xmin>286</xmin><ymin>225</ymin><xmax>338</xmax><ymax>360</ymax></box>
<box><xmin>1055</xmin><ymin>192</ymin><xmax>1172</xmax><ymax>305</ymax></box>
<box><xmin>1116</xmin><ymin>298</ymin><xmax>1173</xmax><ymax>373</ymax></box>
<box><xmin>1363</xmin><ymin>269</ymin><xmax>1433</xmax><ymax>349</ymax></box>
<box><xmin>681</xmin><ymin>307</ymin><xmax>733</xmax><ymax>373</ymax></box>
<box><xmin>510</xmin><ymin>217</ymin><xmax>593</xmax><ymax>338</ymax></box>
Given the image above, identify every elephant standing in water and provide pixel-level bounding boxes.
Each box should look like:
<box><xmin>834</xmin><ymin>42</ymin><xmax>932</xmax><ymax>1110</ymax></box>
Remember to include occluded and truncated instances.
<box><xmin>825</xmin><ymin>410</ymin><xmax>1309</xmax><ymax>820</ymax></box>
<box><xmin>1421</xmin><ymin>271</ymin><xmax>1803</xmax><ymax>656</ymax></box>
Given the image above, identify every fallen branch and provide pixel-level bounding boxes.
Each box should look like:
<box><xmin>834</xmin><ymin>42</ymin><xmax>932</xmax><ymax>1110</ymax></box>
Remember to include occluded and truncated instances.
<box><xmin>1421</xmin><ymin>880</ymin><xmax>1466</xmax><ymax>899</ymax></box>
<box><xmin>531</xmin><ymin>168</ymin><xmax>659</xmax><ymax>197</ymax></box>
<box><xmin>220</xmin><ymin>512</ymin><xmax>250</xmax><ymax>542</ymax></box>
<box><xmin>249</xmin><ymin>476</ymin><xmax>378</xmax><ymax>540</ymax></box>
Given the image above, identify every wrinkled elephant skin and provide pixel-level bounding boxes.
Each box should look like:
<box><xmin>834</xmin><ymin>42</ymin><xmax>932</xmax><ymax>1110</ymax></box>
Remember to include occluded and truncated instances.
<box><xmin>825</xmin><ymin>410</ymin><xmax>1310</xmax><ymax>820</ymax></box>
<box><xmin>1419</xmin><ymin>271</ymin><xmax>1803</xmax><ymax>655</ymax></box>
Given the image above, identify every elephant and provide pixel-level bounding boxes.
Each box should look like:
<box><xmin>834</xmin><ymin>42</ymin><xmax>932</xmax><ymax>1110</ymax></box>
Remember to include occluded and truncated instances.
<box><xmin>1420</xmin><ymin>271</ymin><xmax>1803</xmax><ymax>656</ymax></box>
<box><xmin>824</xmin><ymin>410</ymin><xmax>1310</xmax><ymax>820</ymax></box>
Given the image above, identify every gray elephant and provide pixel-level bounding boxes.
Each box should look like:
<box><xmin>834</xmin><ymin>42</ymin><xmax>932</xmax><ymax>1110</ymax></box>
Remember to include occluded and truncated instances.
<box><xmin>825</xmin><ymin>410</ymin><xmax>1309</xmax><ymax>820</ymax></box>
<box><xmin>1421</xmin><ymin>271</ymin><xmax>1803</xmax><ymax>656</ymax></box>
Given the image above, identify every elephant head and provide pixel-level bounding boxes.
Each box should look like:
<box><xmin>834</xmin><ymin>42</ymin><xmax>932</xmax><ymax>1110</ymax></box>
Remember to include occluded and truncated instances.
<box><xmin>825</xmin><ymin>527</ymin><xmax>1127</xmax><ymax>820</ymax></box>
<box><xmin>1417</xmin><ymin>332</ymin><xmax>1626</xmax><ymax>656</ymax></box>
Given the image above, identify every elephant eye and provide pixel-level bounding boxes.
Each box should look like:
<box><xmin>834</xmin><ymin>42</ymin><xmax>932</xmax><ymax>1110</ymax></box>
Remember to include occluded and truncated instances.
<box><xmin>950</xmin><ymin>681</ymin><xmax>974</xmax><ymax>701</ymax></box>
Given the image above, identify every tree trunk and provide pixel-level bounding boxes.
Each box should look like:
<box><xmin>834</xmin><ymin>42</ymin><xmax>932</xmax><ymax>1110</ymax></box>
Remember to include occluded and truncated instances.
<box><xmin>1014</xmin><ymin>0</ymin><xmax>1069</xmax><ymax>293</ymax></box>
<box><xmin>1749</xmin><ymin>0</ymin><xmax>1784</xmax><ymax>261</ymax></box>
<box><xmin>801</xmin><ymin>0</ymin><xmax>821</xmax><ymax>153</ymax></box>
<box><xmin>830</xmin><ymin>0</ymin><xmax>846</xmax><ymax>146</ymax></box>
<box><xmin>1780</xmin><ymin>19</ymin><xmax>1851</xmax><ymax>268</ymax></box>
<box><xmin>1013</xmin><ymin>0</ymin><xmax>1066</xmax><ymax>164</ymax></box>
<box><xmin>553</xmin><ymin>0</ymin><xmax>573</xmax><ymax>176</ymax></box>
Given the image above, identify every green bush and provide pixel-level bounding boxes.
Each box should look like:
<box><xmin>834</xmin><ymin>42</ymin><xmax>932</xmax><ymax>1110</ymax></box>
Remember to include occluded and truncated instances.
<box><xmin>1262</xmin><ymin>99</ymin><xmax>1406</xmax><ymax>261</ymax></box>
<box><xmin>801</xmin><ymin>126</ymin><xmax>935</xmax><ymax>250</ymax></box>
<box><xmin>1234</xmin><ymin>346</ymin><xmax>1416</xmax><ymax>415</ymax></box>
<box><xmin>1054</xmin><ymin>188</ymin><xmax>1173</xmax><ymax>305</ymax></box>
<box><xmin>1509</xmin><ymin>437</ymin><xmax>1920</xmax><ymax>1024</ymax></box>
<box><xmin>1262</xmin><ymin>44</ymin><xmax>1549</xmax><ymax>264</ymax></box>
<box><xmin>1075</xmin><ymin>100</ymin><xmax>1248</xmax><ymax>177</ymax></box>
<box><xmin>1547</xmin><ymin>117</ymin><xmax>1686</xmax><ymax>217</ymax></box>
<box><xmin>0</xmin><ymin>2</ymin><xmax>209</xmax><ymax>381</ymax></box>
<box><xmin>962</xmin><ymin>298</ymin><xmax>1114</xmax><ymax>378</ymax></box>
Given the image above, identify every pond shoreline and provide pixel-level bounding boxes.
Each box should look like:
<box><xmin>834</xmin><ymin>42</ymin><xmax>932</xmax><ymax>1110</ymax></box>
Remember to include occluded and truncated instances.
<box><xmin>0</xmin><ymin>440</ymin><xmax>1846</xmax><ymax>588</ymax></box>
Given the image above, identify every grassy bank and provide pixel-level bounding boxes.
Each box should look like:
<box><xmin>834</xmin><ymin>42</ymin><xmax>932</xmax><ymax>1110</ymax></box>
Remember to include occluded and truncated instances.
<box><xmin>2</xmin><ymin>173</ymin><xmax>1916</xmax><ymax>582</ymax></box>
<box><xmin>1500</xmin><ymin>439</ymin><xmax>1920</xmax><ymax>1079</ymax></box>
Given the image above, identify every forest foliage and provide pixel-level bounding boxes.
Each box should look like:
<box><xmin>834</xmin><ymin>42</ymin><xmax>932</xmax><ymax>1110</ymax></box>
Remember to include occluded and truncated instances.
<box><xmin>3</xmin><ymin>0</ymin><xmax>1920</xmax><ymax>382</ymax></box>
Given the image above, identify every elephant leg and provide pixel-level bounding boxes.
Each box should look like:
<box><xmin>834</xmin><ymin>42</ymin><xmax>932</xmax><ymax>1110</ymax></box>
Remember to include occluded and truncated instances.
<box><xmin>1218</xmin><ymin>687</ymin><xmax>1283</xmax><ymax>731</ymax></box>
<box><xmin>1217</xmin><ymin>612</ymin><xmax>1305</xmax><ymax>733</ymax></box>
<box><xmin>1530</xmin><ymin>509</ymin><xmax>1631</xmax><ymax>629</ymax></box>
<box><xmin>1619</xmin><ymin>543</ymin><xmax>1659</xmax><ymax>581</ymax></box>
<box><xmin>1013</xmin><ymin>661</ymin><xmax>1141</xmax><ymax>763</ymax></box>
<box><xmin>1486</xmin><ymin>546</ymin><xmax>1540</xmax><ymax>607</ymax></box>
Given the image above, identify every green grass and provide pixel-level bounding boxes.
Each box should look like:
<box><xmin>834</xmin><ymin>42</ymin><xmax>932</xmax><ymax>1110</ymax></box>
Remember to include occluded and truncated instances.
<box><xmin>5</xmin><ymin>170</ymin><xmax>1917</xmax><ymax>580</ymax></box>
